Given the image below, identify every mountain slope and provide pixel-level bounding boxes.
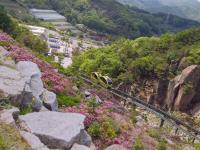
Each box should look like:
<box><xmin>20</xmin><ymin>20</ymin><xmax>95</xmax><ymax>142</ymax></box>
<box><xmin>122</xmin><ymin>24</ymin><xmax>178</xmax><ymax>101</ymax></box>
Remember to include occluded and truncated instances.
<box><xmin>18</xmin><ymin>0</ymin><xmax>200</xmax><ymax>39</ymax></box>
<box><xmin>0</xmin><ymin>0</ymin><xmax>30</xmax><ymax>19</ymax></box>
<box><xmin>116</xmin><ymin>0</ymin><xmax>200</xmax><ymax>22</ymax></box>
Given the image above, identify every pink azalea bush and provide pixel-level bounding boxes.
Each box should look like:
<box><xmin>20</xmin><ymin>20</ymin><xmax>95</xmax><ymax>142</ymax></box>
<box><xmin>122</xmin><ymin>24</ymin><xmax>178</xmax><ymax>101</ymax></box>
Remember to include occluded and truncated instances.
<box><xmin>0</xmin><ymin>32</ymin><xmax>13</xmax><ymax>42</ymax></box>
<box><xmin>5</xmin><ymin>44</ymin><xmax>70</xmax><ymax>93</ymax></box>
<box><xmin>63</xmin><ymin>100</ymin><xmax>134</xmax><ymax>149</ymax></box>
<box><xmin>63</xmin><ymin>100</ymin><xmax>114</xmax><ymax>127</ymax></box>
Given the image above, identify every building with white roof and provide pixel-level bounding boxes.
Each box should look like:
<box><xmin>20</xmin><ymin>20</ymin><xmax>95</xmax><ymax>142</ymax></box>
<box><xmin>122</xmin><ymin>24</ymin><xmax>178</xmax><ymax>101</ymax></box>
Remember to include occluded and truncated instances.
<box><xmin>30</xmin><ymin>8</ymin><xmax>66</xmax><ymax>22</ymax></box>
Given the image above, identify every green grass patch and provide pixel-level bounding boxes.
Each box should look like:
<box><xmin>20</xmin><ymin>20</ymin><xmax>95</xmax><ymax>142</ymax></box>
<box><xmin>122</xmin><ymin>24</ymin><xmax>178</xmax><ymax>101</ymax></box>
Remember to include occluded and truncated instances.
<box><xmin>133</xmin><ymin>138</ymin><xmax>144</xmax><ymax>150</ymax></box>
<box><xmin>157</xmin><ymin>139</ymin><xmax>167</xmax><ymax>150</ymax></box>
<box><xmin>0</xmin><ymin>123</ymin><xmax>30</xmax><ymax>150</ymax></box>
<box><xmin>57</xmin><ymin>93</ymin><xmax>81</xmax><ymax>107</ymax></box>
<box><xmin>20</xmin><ymin>105</ymin><xmax>32</xmax><ymax>115</ymax></box>
<box><xmin>147</xmin><ymin>128</ymin><xmax>161</xmax><ymax>140</ymax></box>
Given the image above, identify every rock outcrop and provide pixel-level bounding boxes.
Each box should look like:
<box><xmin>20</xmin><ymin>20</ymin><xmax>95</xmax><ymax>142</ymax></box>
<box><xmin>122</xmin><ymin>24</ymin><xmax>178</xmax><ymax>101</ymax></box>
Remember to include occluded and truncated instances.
<box><xmin>19</xmin><ymin>111</ymin><xmax>91</xmax><ymax>149</ymax></box>
<box><xmin>0</xmin><ymin>48</ymin><xmax>58</xmax><ymax>112</ymax></box>
<box><xmin>165</xmin><ymin>65</ymin><xmax>200</xmax><ymax>111</ymax></box>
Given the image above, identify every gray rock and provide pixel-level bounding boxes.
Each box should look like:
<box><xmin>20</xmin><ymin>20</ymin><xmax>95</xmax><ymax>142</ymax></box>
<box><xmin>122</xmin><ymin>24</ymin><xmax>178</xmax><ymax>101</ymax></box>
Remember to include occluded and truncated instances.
<box><xmin>32</xmin><ymin>98</ymin><xmax>43</xmax><ymax>112</ymax></box>
<box><xmin>17</xmin><ymin>61</ymin><xmax>44</xmax><ymax>98</ymax></box>
<box><xmin>85</xmin><ymin>91</ymin><xmax>91</xmax><ymax>97</ymax></box>
<box><xmin>19</xmin><ymin>112</ymin><xmax>88</xmax><ymax>149</ymax></box>
<box><xmin>95</xmin><ymin>95</ymin><xmax>102</xmax><ymax>104</ymax></box>
<box><xmin>105</xmin><ymin>145</ymin><xmax>127</xmax><ymax>150</ymax></box>
<box><xmin>71</xmin><ymin>144</ymin><xmax>91</xmax><ymax>150</ymax></box>
<box><xmin>42</xmin><ymin>89</ymin><xmax>58</xmax><ymax>111</ymax></box>
<box><xmin>78</xmin><ymin>130</ymin><xmax>92</xmax><ymax>147</ymax></box>
<box><xmin>72</xmin><ymin>86</ymin><xmax>79</xmax><ymax>92</ymax></box>
<box><xmin>30</xmin><ymin>74</ymin><xmax>44</xmax><ymax>98</ymax></box>
<box><xmin>0</xmin><ymin>46</ymin><xmax>9</xmax><ymax>56</ymax></box>
<box><xmin>40</xmin><ymin>106</ymin><xmax>50</xmax><ymax>112</ymax></box>
<box><xmin>20</xmin><ymin>131</ymin><xmax>50</xmax><ymax>150</ymax></box>
<box><xmin>0</xmin><ymin>107</ymin><xmax>19</xmax><ymax>125</ymax></box>
<box><xmin>0</xmin><ymin>66</ymin><xmax>28</xmax><ymax>105</ymax></box>
<box><xmin>16</xmin><ymin>61</ymin><xmax>42</xmax><ymax>78</ymax></box>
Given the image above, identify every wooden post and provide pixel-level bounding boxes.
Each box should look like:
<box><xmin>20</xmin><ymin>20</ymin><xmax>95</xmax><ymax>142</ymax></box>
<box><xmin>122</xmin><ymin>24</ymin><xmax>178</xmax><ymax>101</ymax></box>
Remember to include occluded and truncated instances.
<box><xmin>175</xmin><ymin>128</ymin><xmax>179</xmax><ymax>135</ymax></box>
<box><xmin>159</xmin><ymin>119</ymin><xmax>165</xmax><ymax>128</ymax></box>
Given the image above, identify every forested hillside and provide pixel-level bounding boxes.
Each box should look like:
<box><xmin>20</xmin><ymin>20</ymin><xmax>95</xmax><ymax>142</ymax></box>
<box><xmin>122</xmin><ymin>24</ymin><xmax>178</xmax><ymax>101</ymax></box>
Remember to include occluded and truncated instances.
<box><xmin>71</xmin><ymin>28</ymin><xmax>200</xmax><ymax>83</ymax></box>
<box><xmin>19</xmin><ymin>0</ymin><xmax>200</xmax><ymax>38</ymax></box>
<box><xmin>117</xmin><ymin>0</ymin><xmax>200</xmax><ymax>22</ymax></box>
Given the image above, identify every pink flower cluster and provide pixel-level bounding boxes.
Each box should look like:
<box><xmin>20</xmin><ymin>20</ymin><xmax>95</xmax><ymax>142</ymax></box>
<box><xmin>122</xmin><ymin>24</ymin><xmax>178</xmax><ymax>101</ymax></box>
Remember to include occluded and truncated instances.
<box><xmin>0</xmin><ymin>33</ymin><xmax>13</xmax><ymax>42</ymax></box>
<box><xmin>6</xmin><ymin>45</ymin><xmax>70</xmax><ymax>93</ymax></box>
<box><xmin>63</xmin><ymin>100</ymin><xmax>114</xmax><ymax>127</ymax></box>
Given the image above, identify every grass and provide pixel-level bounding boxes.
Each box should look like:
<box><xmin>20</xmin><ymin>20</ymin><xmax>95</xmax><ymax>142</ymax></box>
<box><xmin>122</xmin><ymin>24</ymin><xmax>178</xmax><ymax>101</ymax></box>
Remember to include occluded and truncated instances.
<box><xmin>20</xmin><ymin>105</ymin><xmax>32</xmax><ymax>115</ymax></box>
<box><xmin>133</xmin><ymin>138</ymin><xmax>144</xmax><ymax>150</ymax></box>
<box><xmin>147</xmin><ymin>128</ymin><xmax>161</xmax><ymax>140</ymax></box>
<box><xmin>57</xmin><ymin>93</ymin><xmax>81</xmax><ymax>107</ymax></box>
<box><xmin>157</xmin><ymin>139</ymin><xmax>167</xmax><ymax>150</ymax></box>
<box><xmin>0</xmin><ymin>123</ymin><xmax>30</xmax><ymax>150</ymax></box>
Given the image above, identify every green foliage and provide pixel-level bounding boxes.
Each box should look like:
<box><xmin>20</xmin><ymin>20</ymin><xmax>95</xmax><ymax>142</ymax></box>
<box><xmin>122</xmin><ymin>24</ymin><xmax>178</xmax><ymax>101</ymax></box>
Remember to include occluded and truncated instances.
<box><xmin>147</xmin><ymin>128</ymin><xmax>161</xmax><ymax>140</ymax></box>
<box><xmin>192</xmin><ymin>143</ymin><xmax>200</xmax><ymax>150</ymax></box>
<box><xmin>57</xmin><ymin>93</ymin><xmax>80</xmax><ymax>107</ymax></box>
<box><xmin>20</xmin><ymin>105</ymin><xmax>33</xmax><ymax>115</ymax></box>
<box><xmin>19</xmin><ymin>0</ymin><xmax>200</xmax><ymax>39</ymax></box>
<box><xmin>71</xmin><ymin>28</ymin><xmax>200</xmax><ymax>84</ymax></box>
<box><xmin>133</xmin><ymin>138</ymin><xmax>144</xmax><ymax>150</ymax></box>
<box><xmin>88</xmin><ymin>121</ymin><xmax>101</xmax><ymax>137</ymax></box>
<box><xmin>88</xmin><ymin>117</ymin><xmax>119</xmax><ymax>139</ymax></box>
<box><xmin>130</xmin><ymin>108</ymin><xmax>139</xmax><ymax>125</ymax></box>
<box><xmin>0</xmin><ymin>98</ymin><xmax>12</xmax><ymax>110</ymax></box>
<box><xmin>0</xmin><ymin>134</ymin><xmax>7</xmax><ymax>149</ymax></box>
<box><xmin>0</xmin><ymin>124</ymin><xmax>30</xmax><ymax>150</ymax></box>
<box><xmin>0</xmin><ymin>6</ymin><xmax>48</xmax><ymax>53</ymax></box>
<box><xmin>157</xmin><ymin>139</ymin><xmax>167</xmax><ymax>150</ymax></box>
<box><xmin>87</xmin><ymin>98</ymin><xmax>100</xmax><ymax>113</ymax></box>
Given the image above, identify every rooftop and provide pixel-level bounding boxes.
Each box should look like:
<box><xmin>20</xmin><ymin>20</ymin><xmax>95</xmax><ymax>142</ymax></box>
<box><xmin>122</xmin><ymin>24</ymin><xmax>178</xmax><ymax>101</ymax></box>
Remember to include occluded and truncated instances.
<box><xmin>30</xmin><ymin>8</ymin><xmax>66</xmax><ymax>21</ymax></box>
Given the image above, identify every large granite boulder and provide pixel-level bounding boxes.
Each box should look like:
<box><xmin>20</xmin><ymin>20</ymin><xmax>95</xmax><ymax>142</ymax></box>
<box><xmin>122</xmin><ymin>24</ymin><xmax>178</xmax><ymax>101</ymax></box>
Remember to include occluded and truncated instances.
<box><xmin>19</xmin><ymin>112</ymin><xmax>90</xmax><ymax>149</ymax></box>
<box><xmin>16</xmin><ymin>61</ymin><xmax>43</xmax><ymax>98</ymax></box>
<box><xmin>0</xmin><ymin>65</ymin><xmax>29</xmax><ymax>105</ymax></box>
<box><xmin>165</xmin><ymin>65</ymin><xmax>200</xmax><ymax>111</ymax></box>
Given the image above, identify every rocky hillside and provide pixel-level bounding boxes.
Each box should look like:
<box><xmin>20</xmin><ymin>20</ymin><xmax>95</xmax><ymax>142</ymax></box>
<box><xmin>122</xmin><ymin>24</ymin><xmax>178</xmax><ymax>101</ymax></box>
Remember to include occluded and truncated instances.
<box><xmin>116</xmin><ymin>0</ymin><xmax>200</xmax><ymax>22</ymax></box>
<box><xmin>17</xmin><ymin>0</ymin><xmax>200</xmax><ymax>38</ymax></box>
<box><xmin>0</xmin><ymin>30</ymin><xmax>199</xmax><ymax>150</ymax></box>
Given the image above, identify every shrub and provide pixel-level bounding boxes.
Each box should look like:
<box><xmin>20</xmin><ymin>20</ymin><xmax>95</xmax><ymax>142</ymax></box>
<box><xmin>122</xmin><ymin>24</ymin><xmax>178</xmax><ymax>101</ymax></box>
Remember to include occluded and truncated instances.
<box><xmin>20</xmin><ymin>105</ymin><xmax>32</xmax><ymax>115</ymax></box>
<box><xmin>133</xmin><ymin>138</ymin><xmax>144</xmax><ymax>150</ymax></box>
<box><xmin>57</xmin><ymin>93</ymin><xmax>80</xmax><ymax>107</ymax></box>
<box><xmin>88</xmin><ymin>117</ymin><xmax>119</xmax><ymax>140</ymax></box>
<box><xmin>157</xmin><ymin>139</ymin><xmax>167</xmax><ymax>150</ymax></box>
<box><xmin>0</xmin><ymin>134</ymin><xmax>7</xmax><ymax>149</ymax></box>
<box><xmin>88</xmin><ymin>121</ymin><xmax>101</xmax><ymax>137</ymax></box>
<box><xmin>147</xmin><ymin>128</ymin><xmax>161</xmax><ymax>140</ymax></box>
<box><xmin>130</xmin><ymin>108</ymin><xmax>139</xmax><ymax>125</ymax></box>
<box><xmin>100</xmin><ymin>118</ymin><xmax>118</xmax><ymax>139</ymax></box>
<box><xmin>87</xmin><ymin>98</ymin><xmax>100</xmax><ymax>113</ymax></box>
